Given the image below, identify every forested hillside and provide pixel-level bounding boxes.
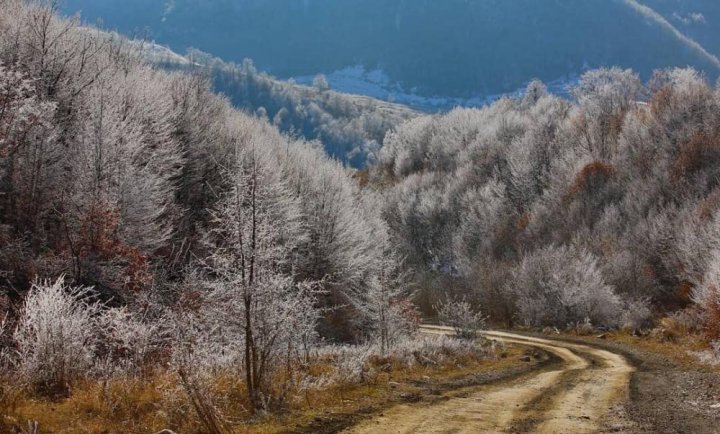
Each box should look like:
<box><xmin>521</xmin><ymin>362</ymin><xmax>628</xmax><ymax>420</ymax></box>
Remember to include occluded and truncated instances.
<box><xmin>377</xmin><ymin>70</ymin><xmax>720</xmax><ymax>340</ymax></box>
<box><xmin>62</xmin><ymin>0</ymin><xmax>720</xmax><ymax>101</ymax></box>
<box><xmin>172</xmin><ymin>50</ymin><xmax>416</xmax><ymax>166</ymax></box>
<box><xmin>0</xmin><ymin>3</ymin><xmax>447</xmax><ymax>428</ymax></box>
<box><xmin>1</xmin><ymin>1</ymin><xmax>719</xmax><ymax>432</ymax></box>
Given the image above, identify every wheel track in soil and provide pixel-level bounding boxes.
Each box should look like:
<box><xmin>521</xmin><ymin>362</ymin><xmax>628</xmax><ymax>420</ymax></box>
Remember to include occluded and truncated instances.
<box><xmin>343</xmin><ymin>326</ymin><xmax>637</xmax><ymax>434</ymax></box>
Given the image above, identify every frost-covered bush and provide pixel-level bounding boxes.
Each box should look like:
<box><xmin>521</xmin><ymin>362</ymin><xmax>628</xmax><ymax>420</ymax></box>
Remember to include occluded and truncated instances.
<box><xmin>695</xmin><ymin>251</ymin><xmax>720</xmax><ymax>339</ymax></box>
<box><xmin>435</xmin><ymin>297</ymin><xmax>486</xmax><ymax>339</ymax></box>
<box><xmin>695</xmin><ymin>251</ymin><xmax>720</xmax><ymax>309</ymax></box>
<box><xmin>620</xmin><ymin>297</ymin><xmax>652</xmax><ymax>331</ymax></box>
<box><xmin>321</xmin><ymin>345</ymin><xmax>375</xmax><ymax>385</ymax></box>
<box><xmin>14</xmin><ymin>277</ymin><xmax>103</xmax><ymax>392</ymax></box>
<box><xmin>315</xmin><ymin>334</ymin><xmax>490</xmax><ymax>385</ymax></box>
<box><xmin>102</xmin><ymin>308</ymin><xmax>168</xmax><ymax>376</ymax></box>
<box><xmin>510</xmin><ymin>245</ymin><xmax>625</xmax><ymax>328</ymax></box>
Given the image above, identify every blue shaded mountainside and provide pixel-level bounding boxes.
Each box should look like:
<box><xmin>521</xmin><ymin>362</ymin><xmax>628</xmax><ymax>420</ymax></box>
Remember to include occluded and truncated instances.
<box><xmin>108</xmin><ymin>38</ymin><xmax>418</xmax><ymax>167</ymax></box>
<box><xmin>62</xmin><ymin>0</ymin><xmax>720</xmax><ymax>100</ymax></box>
<box><xmin>195</xmin><ymin>54</ymin><xmax>418</xmax><ymax>167</ymax></box>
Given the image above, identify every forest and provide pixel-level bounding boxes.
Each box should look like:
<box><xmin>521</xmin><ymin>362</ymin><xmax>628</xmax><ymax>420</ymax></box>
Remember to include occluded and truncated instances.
<box><xmin>0</xmin><ymin>1</ymin><xmax>719</xmax><ymax>432</ymax></box>
<box><xmin>172</xmin><ymin>50</ymin><xmax>416</xmax><ymax>166</ymax></box>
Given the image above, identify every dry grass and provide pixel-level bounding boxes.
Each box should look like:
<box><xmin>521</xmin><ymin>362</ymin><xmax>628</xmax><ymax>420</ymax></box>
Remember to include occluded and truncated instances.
<box><xmin>1</xmin><ymin>376</ymin><xmax>175</xmax><ymax>434</ymax></box>
<box><xmin>584</xmin><ymin>329</ymin><xmax>719</xmax><ymax>373</ymax></box>
<box><xmin>0</xmin><ymin>338</ymin><xmax>525</xmax><ymax>434</ymax></box>
<box><xmin>249</xmin><ymin>344</ymin><xmax>525</xmax><ymax>434</ymax></box>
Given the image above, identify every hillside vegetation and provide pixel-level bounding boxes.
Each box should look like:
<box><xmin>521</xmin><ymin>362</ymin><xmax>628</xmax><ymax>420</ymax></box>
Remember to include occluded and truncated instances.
<box><xmin>0</xmin><ymin>1</ymin><xmax>719</xmax><ymax>432</ymax></box>
<box><xmin>0</xmin><ymin>3</ymin><xmax>453</xmax><ymax>431</ymax></box>
<box><xmin>377</xmin><ymin>70</ymin><xmax>720</xmax><ymax>346</ymax></box>
<box><xmin>176</xmin><ymin>50</ymin><xmax>417</xmax><ymax>166</ymax></box>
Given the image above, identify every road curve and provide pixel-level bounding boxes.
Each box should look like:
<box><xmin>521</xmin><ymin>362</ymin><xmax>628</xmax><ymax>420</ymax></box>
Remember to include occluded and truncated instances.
<box><xmin>343</xmin><ymin>326</ymin><xmax>636</xmax><ymax>434</ymax></box>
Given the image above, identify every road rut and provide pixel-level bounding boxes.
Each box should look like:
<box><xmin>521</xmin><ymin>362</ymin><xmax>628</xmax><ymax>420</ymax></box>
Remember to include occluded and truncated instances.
<box><xmin>343</xmin><ymin>326</ymin><xmax>636</xmax><ymax>434</ymax></box>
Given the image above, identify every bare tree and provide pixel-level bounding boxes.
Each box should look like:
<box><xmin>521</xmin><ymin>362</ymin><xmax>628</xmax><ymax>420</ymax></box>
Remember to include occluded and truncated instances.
<box><xmin>199</xmin><ymin>142</ymin><xmax>318</xmax><ymax>410</ymax></box>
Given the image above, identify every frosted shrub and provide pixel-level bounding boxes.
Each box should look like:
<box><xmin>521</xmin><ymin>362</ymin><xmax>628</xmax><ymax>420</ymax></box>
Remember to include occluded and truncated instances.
<box><xmin>326</xmin><ymin>345</ymin><xmax>375</xmax><ymax>384</ymax></box>
<box><xmin>695</xmin><ymin>252</ymin><xmax>720</xmax><ymax>340</ymax></box>
<box><xmin>103</xmin><ymin>308</ymin><xmax>168</xmax><ymax>376</ymax></box>
<box><xmin>315</xmin><ymin>334</ymin><xmax>490</xmax><ymax>386</ymax></box>
<box><xmin>510</xmin><ymin>245</ymin><xmax>624</xmax><ymax>328</ymax></box>
<box><xmin>391</xmin><ymin>334</ymin><xmax>488</xmax><ymax>366</ymax></box>
<box><xmin>435</xmin><ymin>297</ymin><xmax>486</xmax><ymax>339</ymax></box>
<box><xmin>695</xmin><ymin>251</ymin><xmax>720</xmax><ymax>310</ymax></box>
<box><xmin>620</xmin><ymin>298</ymin><xmax>652</xmax><ymax>331</ymax></box>
<box><xmin>14</xmin><ymin>277</ymin><xmax>103</xmax><ymax>393</ymax></box>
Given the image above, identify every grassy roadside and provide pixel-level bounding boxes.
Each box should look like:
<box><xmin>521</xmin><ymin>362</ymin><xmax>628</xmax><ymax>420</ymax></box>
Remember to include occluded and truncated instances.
<box><xmin>275</xmin><ymin>344</ymin><xmax>549</xmax><ymax>434</ymax></box>
<box><xmin>590</xmin><ymin>332</ymin><xmax>719</xmax><ymax>372</ymax></box>
<box><xmin>532</xmin><ymin>327</ymin><xmax>720</xmax><ymax>373</ymax></box>
<box><xmin>1</xmin><ymin>340</ymin><xmax>545</xmax><ymax>434</ymax></box>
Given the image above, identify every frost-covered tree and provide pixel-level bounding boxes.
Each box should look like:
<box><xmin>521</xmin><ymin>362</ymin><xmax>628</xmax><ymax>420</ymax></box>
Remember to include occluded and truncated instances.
<box><xmin>571</xmin><ymin>67</ymin><xmax>644</xmax><ymax>159</ymax></box>
<box><xmin>351</xmin><ymin>240</ymin><xmax>414</xmax><ymax>354</ymax></box>
<box><xmin>313</xmin><ymin>73</ymin><xmax>330</xmax><ymax>92</ymax></box>
<box><xmin>197</xmin><ymin>143</ymin><xmax>318</xmax><ymax>410</ymax></box>
<box><xmin>0</xmin><ymin>61</ymin><xmax>58</xmax><ymax>235</ymax></box>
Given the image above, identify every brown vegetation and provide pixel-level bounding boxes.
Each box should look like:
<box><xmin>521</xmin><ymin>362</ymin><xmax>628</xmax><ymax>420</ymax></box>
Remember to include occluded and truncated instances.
<box><xmin>672</xmin><ymin>132</ymin><xmax>720</xmax><ymax>182</ymax></box>
<box><xmin>562</xmin><ymin>161</ymin><xmax>616</xmax><ymax>203</ymax></box>
<box><xmin>703</xmin><ymin>292</ymin><xmax>720</xmax><ymax>341</ymax></box>
<box><xmin>0</xmin><ymin>341</ymin><xmax>512</xmax><ymax>434</ymax></box>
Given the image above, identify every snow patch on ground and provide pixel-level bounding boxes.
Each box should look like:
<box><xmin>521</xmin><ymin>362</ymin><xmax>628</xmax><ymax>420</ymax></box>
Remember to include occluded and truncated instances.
<box><xmin>293</xmin><ymin>65</ymin><xmax>577</xmax><ymax>112</ymax></box>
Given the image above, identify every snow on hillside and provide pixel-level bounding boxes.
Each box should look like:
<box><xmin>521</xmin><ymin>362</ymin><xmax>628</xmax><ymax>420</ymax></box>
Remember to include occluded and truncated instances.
<box><xmin>294</xmin><ymin>65</ymin><xmax>578</xmax><ymax>112</ymax></box>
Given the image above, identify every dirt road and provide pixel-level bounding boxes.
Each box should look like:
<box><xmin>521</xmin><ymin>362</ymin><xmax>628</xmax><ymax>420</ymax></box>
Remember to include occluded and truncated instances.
<box><xmin>344</xmin><ymin>326</ymin><xmax>637</xmax><ymax>434</ymax></box>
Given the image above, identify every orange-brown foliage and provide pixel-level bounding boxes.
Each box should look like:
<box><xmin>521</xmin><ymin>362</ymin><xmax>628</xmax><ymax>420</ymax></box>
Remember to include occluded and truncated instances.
<box><xmin>704</xmin><ymin>291</ymin><xmax>720</xmax><ymax>341</ymax></box>
<box><xmin>77</xmin><ymin>200</ymin><xmax>122</xmax><ymax>259</ymax></box>
<box><xmin>672</xmin><ymin>132</ymin><xmax>720</xmax><ymax>182</ymax></box>
<box><xmin>516</xmin><ymin>213</ymin><xmax>531</xmax><ymax>231</ymax></box>
<box><xmin>698</xmin><ymin>190</ymin><xmax>720</xmax><ymax>222</ymax></box>
<box><xmin>642</xmin><ymin>264</ymin><xmax>657</xmax><ymax>280</ymax></box>
<box><xmin>352</xmin><ymin>169</ymin><xmax>371</xmax><ymax>189</ymax></box>
<box><xmin>392</xmin><ymin>298</ymin><xmax>422</xmax><ymax>329</ymax></box>
<box><xmin>76</xmin><ymin>200</ymin><xmax>152</xmax><ymax>291</ymax></box>
<box><xmin>650</xmin><ymin>84</ymin><xmax>673</xmax><ymax>116</ymax></box>
<box><xmin>563</xmin><ymin>161</ymin><xmax>616</xmax><ymax>203</ymax></box>
<box><xmin>676</xmin><ymin>281</ymin><xmax>694</xmax><ymax>303</ymax></box>
<box><xmin>607</xmin><ymin>111</ymin><xmax>627</xmax><ymax>144</ymax></box>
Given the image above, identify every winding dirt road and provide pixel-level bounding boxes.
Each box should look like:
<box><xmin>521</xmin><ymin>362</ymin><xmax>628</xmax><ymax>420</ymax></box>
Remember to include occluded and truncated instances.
<box><xmin>344</xmin><ymin>326</ymin><xmax>637</xmax><ymax>434</ymax></box>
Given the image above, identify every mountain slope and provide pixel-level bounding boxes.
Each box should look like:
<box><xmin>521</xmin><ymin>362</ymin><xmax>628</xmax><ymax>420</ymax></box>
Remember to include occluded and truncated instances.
<box><xmin>62</xmin><ymin>0</ymin><xmax>720</xmax><ymax>101</ymax></box>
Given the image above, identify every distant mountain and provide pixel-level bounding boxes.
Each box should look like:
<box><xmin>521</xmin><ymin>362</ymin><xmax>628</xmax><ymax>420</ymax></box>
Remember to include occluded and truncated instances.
<box><xmin>118</xmin><ymin>40</ymin><xmax>417</xmax><ymax>166</ymax></box>
<box><xmin>179</xmin><ymin>51</ymin><xmax>418</xmax><ymax>166</ymax></box>
<box><xmin>61</xmin><ymin>0</ymin><xmax>720</xmax><ymax>103</ymax></box>
<box><xmin>642</xmin><ymin>0</ymin><xmax>720</xmax><ymax>60</ymax></box>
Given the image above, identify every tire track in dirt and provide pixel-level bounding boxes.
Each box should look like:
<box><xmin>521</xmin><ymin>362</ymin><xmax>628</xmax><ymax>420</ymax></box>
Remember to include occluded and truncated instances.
<box><xmin>343</xmin><ymin>326</ymin><xmax>636</xmax><ymax>434</ymax></box>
